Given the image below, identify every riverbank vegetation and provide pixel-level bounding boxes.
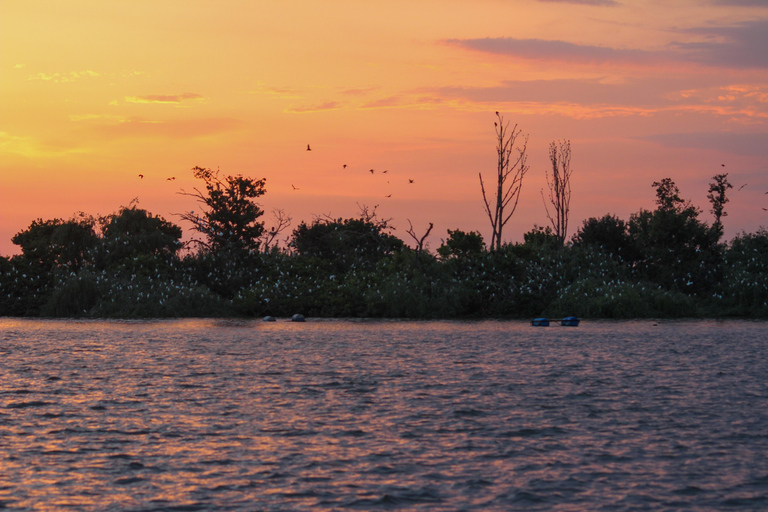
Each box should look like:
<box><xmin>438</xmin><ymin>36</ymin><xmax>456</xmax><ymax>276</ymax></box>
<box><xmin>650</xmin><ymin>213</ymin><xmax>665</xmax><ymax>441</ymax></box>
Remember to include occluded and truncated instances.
<box><xmin>1</xmin><ymin>169</ymin><xmax>766</xmax><ymax>319</ymax></box>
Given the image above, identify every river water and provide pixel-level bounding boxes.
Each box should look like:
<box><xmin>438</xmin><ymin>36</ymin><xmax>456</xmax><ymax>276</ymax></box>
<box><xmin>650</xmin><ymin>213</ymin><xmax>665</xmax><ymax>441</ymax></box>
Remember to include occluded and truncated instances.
<box><xmin>1</xmin><ymin>318</ymin><xmax>767</xmax><ymax>511</ymax></box>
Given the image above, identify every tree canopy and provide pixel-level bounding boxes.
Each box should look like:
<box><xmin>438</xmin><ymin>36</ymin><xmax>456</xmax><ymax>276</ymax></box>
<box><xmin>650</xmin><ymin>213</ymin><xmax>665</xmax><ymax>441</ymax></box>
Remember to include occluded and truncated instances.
<box><xmin>180</xmin><ymin>166</ymin><xmax>266</xmax><ymax>252</ymax></box>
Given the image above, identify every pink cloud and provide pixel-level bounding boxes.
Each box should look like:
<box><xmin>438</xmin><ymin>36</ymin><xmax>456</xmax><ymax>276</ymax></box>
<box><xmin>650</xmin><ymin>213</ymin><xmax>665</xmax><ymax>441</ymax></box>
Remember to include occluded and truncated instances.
<box><xmin>125</xmin><ymin>93</ymin><xmax>203</xmax><ymax>104</ymax></box>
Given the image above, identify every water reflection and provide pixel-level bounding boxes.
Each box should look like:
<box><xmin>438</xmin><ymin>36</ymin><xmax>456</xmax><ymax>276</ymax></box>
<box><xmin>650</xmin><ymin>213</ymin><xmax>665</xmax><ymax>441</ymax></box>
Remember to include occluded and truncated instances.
<box><xmin>1</xmin><ymin>319</ymin><xmax>767</xmax><ymax>510</ymax></box>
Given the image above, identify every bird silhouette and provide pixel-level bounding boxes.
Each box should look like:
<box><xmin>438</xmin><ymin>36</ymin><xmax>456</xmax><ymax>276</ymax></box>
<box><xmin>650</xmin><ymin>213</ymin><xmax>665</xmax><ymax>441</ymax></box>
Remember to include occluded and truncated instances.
<box><xmin>385</xmin><ymin>194</ymin><xmax>392</xmax><ymax>198</ymax></box>
<box><xmin>721</xmin><ymin>164</ymin><xmax>725</xmax><ymax>167</ymax></box>
<box><xmin>291</xmin><ymin>184</ymin><xmax>299</xmax><ymax>190</ymax></box>
<box><xmin>343</xmin><ymin>164</ymin><xmax>347</xmax><ymax>169</ymax></box>
<box><xmin>738</xmin><ymin>183</ymin><xmax>748</xmax><ymax>191</ymax></box>
<box><xmin>307</xmin><ymin>144</ymin><xmax>311</xmax><ymax>151</ymax></box>
<box><xmin>167</xmin><ymin>177</ymin><xmax>176</xmax><ymax>181</ymax></box>
<box><xmin>383</xmin><ymin>170</ymin><xmax>388</xmax><ymax>174</ymax></box>
<box><xmin>408</xmin><ymin>179</ymin><xmax>414</xmax><ymax>184</ymax></box>
<box><xmin>138</xmin><ymin>174</ymin><xmax>144</xmax><ymax>179</ymax></box>
<box><xmin>369</xmin><ymin>169</ymin><xmax>375</xmax><ymax>174</ymax></box>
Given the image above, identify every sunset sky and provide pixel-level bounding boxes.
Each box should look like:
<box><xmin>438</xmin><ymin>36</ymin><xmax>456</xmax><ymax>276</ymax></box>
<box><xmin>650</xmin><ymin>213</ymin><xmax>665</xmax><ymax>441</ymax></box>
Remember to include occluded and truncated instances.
<box><xmin>2</xmin><ymin>0</ymin><xmax>767</xmax><ymax>256</ymax></box>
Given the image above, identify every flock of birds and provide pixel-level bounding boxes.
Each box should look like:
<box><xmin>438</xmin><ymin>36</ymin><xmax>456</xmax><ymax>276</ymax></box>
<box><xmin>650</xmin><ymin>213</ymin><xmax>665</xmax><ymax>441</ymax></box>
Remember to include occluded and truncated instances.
<box><xmin>302</xmin><ymin>143</ymin><xmax>413</xmax><ymax>198</ymax></box>
<box><xmin>134</xmin><ymin>152</ymin><xmax>766</xmax><ymax>209</ymax></box>
<box><xmin>134</xmin><ymin>142</ymin><xmax>415</xmax><ymax>199</ymax></box>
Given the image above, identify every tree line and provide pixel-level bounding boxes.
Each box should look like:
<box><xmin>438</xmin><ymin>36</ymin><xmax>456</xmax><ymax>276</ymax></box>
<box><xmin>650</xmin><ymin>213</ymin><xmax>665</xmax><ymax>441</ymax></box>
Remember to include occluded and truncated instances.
<box><xmin>1</xmin><ymin>117</ymin><xmax>766</xmax><ymax>319</ymax></box>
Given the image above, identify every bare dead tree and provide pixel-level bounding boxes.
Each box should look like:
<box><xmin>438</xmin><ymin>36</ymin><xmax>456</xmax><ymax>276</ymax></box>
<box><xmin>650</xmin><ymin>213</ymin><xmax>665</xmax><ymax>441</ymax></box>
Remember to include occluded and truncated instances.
<box><xmin>260</xmin><ymin>208</ymin><xmax>292</xmax><ymax>251</ymax></box>
<box><xmin>541</xmin><ymin>139</ymin><xmax>573</xmax><ymax>246</ymax></box>
<box><xmin>405</xmin><ymin>220</ymin><xmax>434</xmax><ymax>253</ymax></box>
<box><xmin>479</xmin><ymin>112</ymin><xmax>529</xmax><ymax>251</ymax></box>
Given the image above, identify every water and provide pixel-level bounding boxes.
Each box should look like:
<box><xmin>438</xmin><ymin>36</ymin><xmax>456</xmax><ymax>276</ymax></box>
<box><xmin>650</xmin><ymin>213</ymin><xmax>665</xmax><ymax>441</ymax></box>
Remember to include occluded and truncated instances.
<box><xmin>1</xmin><ymin>318</ymin><xmax>767</xmax><ymax>511</ymax></box>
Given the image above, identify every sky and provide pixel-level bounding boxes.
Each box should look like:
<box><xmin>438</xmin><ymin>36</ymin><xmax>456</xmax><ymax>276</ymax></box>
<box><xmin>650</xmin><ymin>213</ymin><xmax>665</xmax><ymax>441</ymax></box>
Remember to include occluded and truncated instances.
<box><xmin>2</xmin><ymin>0</ymin><xmax>768</xmax><ymax>256</ymax></box>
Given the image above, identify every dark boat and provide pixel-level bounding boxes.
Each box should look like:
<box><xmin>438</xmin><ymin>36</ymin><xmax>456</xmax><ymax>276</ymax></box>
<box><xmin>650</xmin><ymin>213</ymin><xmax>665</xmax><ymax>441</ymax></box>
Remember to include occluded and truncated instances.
<box><xmin>561</xmin><ymin>316</ymin><xmax>580</xmax><ymax>326</ymax></box>
<box><xmin>531</xmin><ymin>318</ymin><xmax>550</xmax><ymax>326</ymax></box>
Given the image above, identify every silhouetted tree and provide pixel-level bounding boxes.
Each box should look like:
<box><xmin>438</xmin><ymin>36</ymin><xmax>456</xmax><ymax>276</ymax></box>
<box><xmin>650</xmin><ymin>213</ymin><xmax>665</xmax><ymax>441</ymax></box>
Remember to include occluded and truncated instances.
<box><xmin>260</xmin><ymin>208</ymin><xmax>292</xmax><ymax>251</ymax></box>
<box><xmin>12</xmin><ymin>215</ymin><xmax>98</xmax><ymax>271</ymax></box>
<box><xmin>542</xmin><ymin>139</ymin><xmax>573</xmax><ymax>246</ymax></box>
<box><xmin>405</xmin><ymin>220</ymin><xmax>434</xmax><ymax>254</ymax></box>
<box><xmin>522</xmin><ymin>225</ymin><xmax>560</xmax><ymax>252</ymax></box>
<box><xmin>628</xmin><ymin>179</ymin><xmax>721</xmax><ymax>292</ymax></box>
<box><xmin>480</xmin><ymin>112</ymin><xmax>529</xmax><ymax>251</ymax></box>
<box><xmin>100</xmin><ymin>205</ymin><xmax>183</xmax><ymax>261</ymax></box>
<box><xmin>437</xmin><ymin>229</ymin><xmax>485</xmax><ymax>259</ymax></box>
<box><xmin>290</xmin><ymin>212</ymin><xmax>404</xmax><ymax>272</ymax></box>
<box><xmin>179</xmin><ymin>166</ymin><xmax>266</xmax><ymax>252</ymax></box>
<box><xmin>707</xmin><ymin>173</ymin><xmax>733</xmax><ymax>235</ymax></box>
<box><xmin>572</xmin><ymin>214</ymin><xmax>632</xmax><ymax>259</ymax></box>
<box><xmin>652</xmin><ymin>177</ymin><xmax>685</xmax><ymax>212</ymax></box>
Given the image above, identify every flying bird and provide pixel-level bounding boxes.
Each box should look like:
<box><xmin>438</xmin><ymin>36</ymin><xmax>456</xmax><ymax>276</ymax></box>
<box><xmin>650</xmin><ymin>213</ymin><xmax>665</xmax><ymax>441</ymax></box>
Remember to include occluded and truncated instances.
<box><xmin>721</xmin><ymin>164</ymin><xmax>725</xmax><ymax>167</ymax></box>
<box><xmin>343</xmin><ymin>164</ymin><xmax>347</xmax><ymax>169</ymax></box>
<box><xmin>369</xmin><ymin>169</ymin><xmax>375</xmax><ymax>174</ymax></box>
<box><xmin>738</xmin><ymin>183</ymin><xmax>748</xmax><ymax>191</ymax></box>
<box><xmin>138</xmin><ymin>174</ymin><xmax>144</xmax><ymax>179</ymax></box>
<box><xmin>383</xmin><ymin>170</ymin><xmax>388</xmax><ymax>174</ymax></box>
<box><xmin>385</xmin><ymin>194</ymin><xmax>392</xmax><ymax>198</ymax></box>
<box><xmin>306</xmin><ymin>144</ymin><xmax>311</xmax><ymax>151</ymax></box>
<box><xmin>167</xmin><ymin>177</ymin><xmax>176</xmax><ymax>181</ymax></box>
<box><xmin>408</xmin><ymin>179</ymin><xmax>414</xmax><ymax>184</ymax></box>
<box><xmin>291</xmin><ymin>184</ymin><xmax>299</xmax><ymax>190</ymax></box>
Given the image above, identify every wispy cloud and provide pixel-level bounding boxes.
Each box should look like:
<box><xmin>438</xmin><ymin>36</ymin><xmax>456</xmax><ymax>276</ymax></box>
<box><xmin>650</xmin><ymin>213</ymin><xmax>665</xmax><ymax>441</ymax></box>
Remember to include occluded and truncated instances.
<box><xmin>537</xmin><ymin>0</ymin><xmax>619</xmax><ymax>5</ymax></box>
<box><xmin>340</xmin><ymin>86</ymin><xmax>380</xmax><ymax>96</ymax></box>
<box><xmin>708</xmin><ymin>0</ymin><xmax>768</xmax><ymax>6</ymax></box>
<box><xmin>444</xmin><ymin>38</ymin><xmax>662</xmax><ymax>66</ymax></box>
<box><xmin>641</xmin><ymin>131</ymin><xmax>768</xmax><ymax>158</ymax></box>
<box><xmin>447</xmin><ymin>19</ymin><xmax>768</xmax><ymax>70</ymax></box>
<box><xmin>429</xmin><ymin>79</ymin><xmax>660</xmax><ymax>106</ymax></box>
<box><xmin>28</xmin><ymin>70</ymin><xmax>100</xmax><ymax>82</ymax></box>
<box><xmin>95</xmin><ymin>117</ymin><xmax>243</xmax><ymax>139</ymax></box>
<box><xmin>125</xmin><ymin>92</ymin><xmax>203</xmax><ymax>104</ymax></box>
<box><xmin>245</xmin><ymin>85</ymin><xmax>303</xmax><ymax>99</ymax></box>
<box><xmin>360</xmin><ymin>95</ymin><xmax>445</xmax><ymax>110</ymax></box>
<box><xmin>420</xmin><ymin>77</ymin><xmax>768</xmax><ymax>121</ymax></box>
<box><xmin>673</xmin><ymin>20</ymin><xmax>768</xmax><ymax>68</ymax></box>
<box><xmin>286</xmin><ymin>101</ymin><xmax>342</xmax><ymax>113</ymax></box>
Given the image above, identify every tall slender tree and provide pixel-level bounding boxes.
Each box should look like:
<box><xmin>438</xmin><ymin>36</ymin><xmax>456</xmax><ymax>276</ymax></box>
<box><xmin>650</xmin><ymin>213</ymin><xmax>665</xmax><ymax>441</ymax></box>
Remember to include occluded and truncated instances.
<box><xmin>707</xmin><ymin>173</ymin><xmax>733</xmax><ymax>234</ymax></box>
<box><xmin>479</xmin><ymin>112</ymin><xmax>529</xmax><ymax>251</ymax></box>
<box><xmin>542</xmin><ymin>139</ymin><xmax>573</xmax><ymax>246</ymax></box>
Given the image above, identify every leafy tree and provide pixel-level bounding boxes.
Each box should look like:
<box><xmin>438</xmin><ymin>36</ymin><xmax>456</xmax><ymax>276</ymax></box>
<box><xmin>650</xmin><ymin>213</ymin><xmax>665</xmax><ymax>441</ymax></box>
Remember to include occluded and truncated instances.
<box><xmin>290</xmin><ymin>215</ymin><xmax>404</xmax><ymax>272</ymax></box>
<box><xmin>437</xmin><ymin>229</ymin><xmax>485</xmax><ymax>260</ymax></box>
<box><xmin>11</xmin><ymin>215</ymin><xmax>98</xmax><ymax>271</ymax></box>
<box><xmin>101</xmin><ymin>205</ymin><xmax>183</xmax><ymax>260</ymax></box>
<box><xmin>652</xmin><ymin>177</ymin><xmax>686</xmax><ymax>212</ymax></box>
<box><xmin>571</xmin><ymin>214</ymin><xmax>632</xmax><ymax>259</ymax></box>
<box><xmin>523</xmin><ymin>225</ymin><xmax>560</xmax><ymax>251</ymax></box>
<box><xmin>628</xmin><ymin>179</ymin><xmax>721</xmax><ymax>293</ymax></box>
<box><xmin>179</xmin><ymin>166</ymin><xmax>266</xmax><ymax>252</ymax></box>
<box><xmin>707</xmin><ymin>173</ymin><xmax>733</xmax><ymax>235</ymax></box>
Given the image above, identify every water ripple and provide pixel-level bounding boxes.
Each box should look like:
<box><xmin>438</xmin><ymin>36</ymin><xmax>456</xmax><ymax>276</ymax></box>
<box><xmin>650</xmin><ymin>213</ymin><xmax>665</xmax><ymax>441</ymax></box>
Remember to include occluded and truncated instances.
<box><xmin>0</xmin><ymin>318</ymin><xmax>767</xmax><ymax>510</ymax></box>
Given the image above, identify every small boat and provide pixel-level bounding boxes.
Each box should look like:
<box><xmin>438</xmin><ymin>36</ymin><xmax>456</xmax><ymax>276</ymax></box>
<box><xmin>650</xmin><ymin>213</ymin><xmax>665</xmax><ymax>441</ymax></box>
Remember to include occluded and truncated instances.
<box><xmin>531</xmin><ymin>318</ymin><xmax>550</xmax><ymax>326</ymax></box>
<box><xmin>561</xmin><ymin>316</ymin><xmax>580</xmax><ymax>327</ymax></box>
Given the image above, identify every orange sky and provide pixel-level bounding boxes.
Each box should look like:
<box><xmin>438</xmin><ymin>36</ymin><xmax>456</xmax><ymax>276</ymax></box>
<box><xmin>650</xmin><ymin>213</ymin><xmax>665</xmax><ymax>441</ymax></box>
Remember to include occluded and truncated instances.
<box><xmin>2</xmin><ymin>0</ymin><xmax>768</xmax><ymax>256</ymax></box>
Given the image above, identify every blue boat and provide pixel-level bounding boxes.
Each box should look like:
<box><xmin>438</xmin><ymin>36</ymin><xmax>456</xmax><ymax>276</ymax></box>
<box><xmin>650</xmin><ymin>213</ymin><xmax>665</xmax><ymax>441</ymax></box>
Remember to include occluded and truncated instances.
<box><xmin>561</xmin><ymin>316</ymin><xmax>580</xmax><ymax>326</ymax></box>
<box><xmin>531</xmin><ymin>318</ymin><xmax>550</xmax><ymax>326</ymax></box>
